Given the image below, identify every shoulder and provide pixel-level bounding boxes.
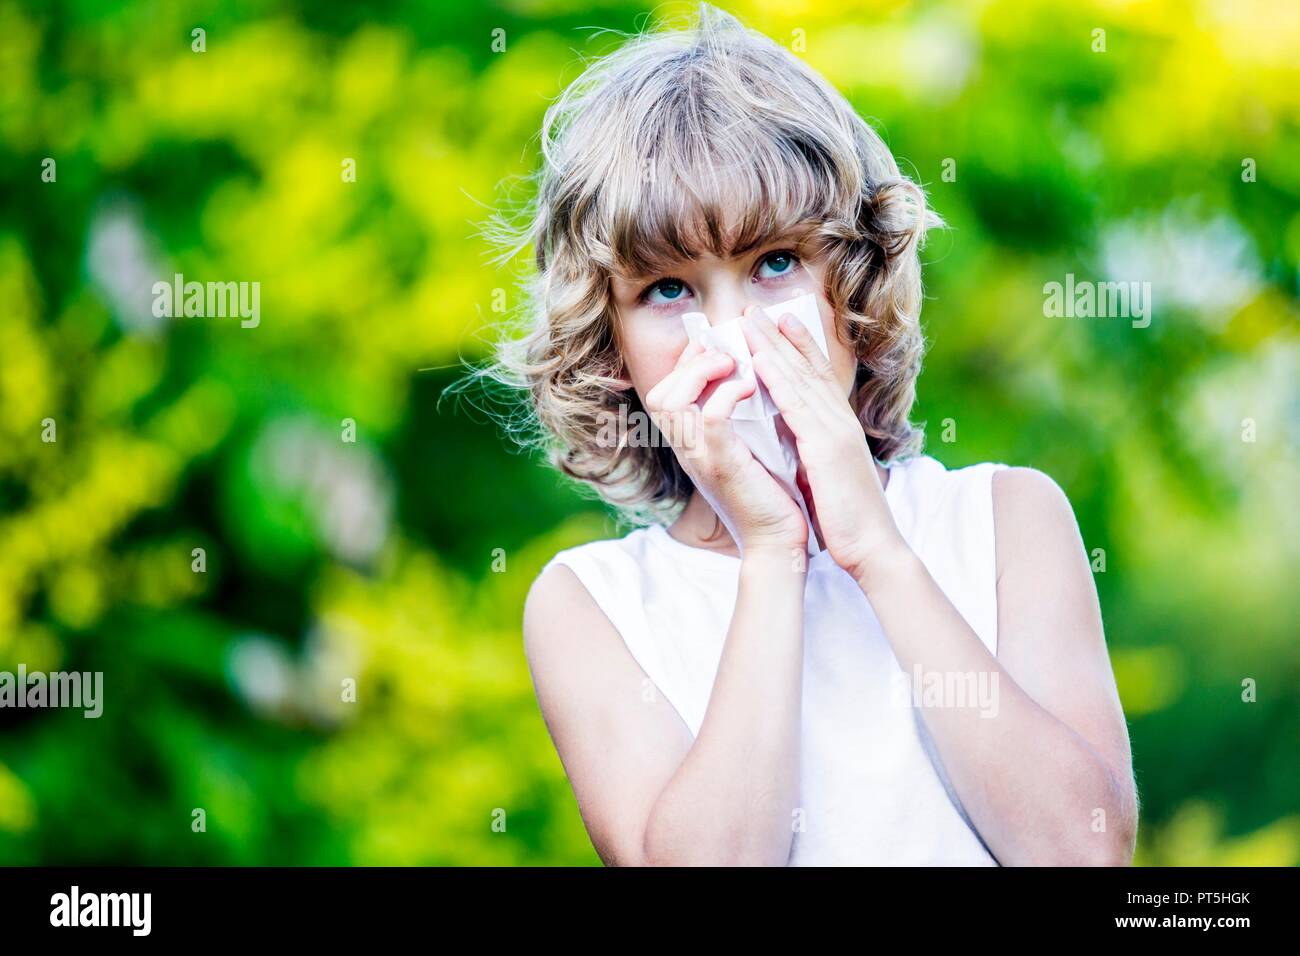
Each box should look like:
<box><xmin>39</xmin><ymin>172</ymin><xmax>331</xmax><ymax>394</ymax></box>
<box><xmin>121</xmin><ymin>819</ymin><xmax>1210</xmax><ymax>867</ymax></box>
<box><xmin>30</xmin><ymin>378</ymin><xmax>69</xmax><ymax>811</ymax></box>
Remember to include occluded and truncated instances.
<box><xmin>523</xmin><ymin>560</ymin><xmax>591</xmax><ymax>642</ymax></box>
<box><xmin>521</xmin><ymin>559</ymin><xmax>625</xmax><ymax>707</ymax></box>
<box><xmin>991</xmin><ymin>465</ymin><xmax>1073</xmax><ymax>512</ymax></box>
<box><xmin>521</xmin><ymin>527</ymin><xmax>653</xmax><ymax>656</ymax></box>
<box><xmin>895</xmin><ymin>456</ymin><xmax>1086</xmax><ymax>579</ymax></box>
<box><xmin>522</xmin><ymin>549</ymin><xmax>606</xmax><ymax>652</ymax></box>
<box><xmin>991</xmin><ymin>466</ymin><xmax>1081</xmax><ymax>544</ymax></box>
<box><xmin>990</xmin><ymin>466</ymin><xmax>1088</xmax><ymax>581</ymax></box>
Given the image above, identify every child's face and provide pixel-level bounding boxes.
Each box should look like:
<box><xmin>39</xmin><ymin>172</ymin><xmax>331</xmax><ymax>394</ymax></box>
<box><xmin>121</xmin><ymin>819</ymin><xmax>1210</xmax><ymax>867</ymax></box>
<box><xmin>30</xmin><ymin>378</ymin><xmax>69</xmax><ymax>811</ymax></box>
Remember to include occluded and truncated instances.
<box><xmin>609</xmin><ymin>238</ymin><xmax>860</xmax><ymax>404</ymax></box>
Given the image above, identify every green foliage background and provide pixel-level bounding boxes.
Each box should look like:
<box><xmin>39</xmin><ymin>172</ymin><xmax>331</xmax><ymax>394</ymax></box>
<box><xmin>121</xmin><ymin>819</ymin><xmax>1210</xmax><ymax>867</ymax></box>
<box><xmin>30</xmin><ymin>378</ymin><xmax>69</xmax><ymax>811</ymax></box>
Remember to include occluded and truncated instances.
<box><xmin>0</xmin><ymin>0</ymin><xmax>1296</xmax><ymax>864</ymax></box>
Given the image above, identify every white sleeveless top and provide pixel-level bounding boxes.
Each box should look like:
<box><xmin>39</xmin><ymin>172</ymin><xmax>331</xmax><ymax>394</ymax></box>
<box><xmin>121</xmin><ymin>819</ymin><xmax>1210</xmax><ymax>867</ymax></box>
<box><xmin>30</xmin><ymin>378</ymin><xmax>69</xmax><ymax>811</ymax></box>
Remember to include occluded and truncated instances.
<box><xmin>543</xmin><ymin>454</ymin><xmax>1008</xmax><ymax>865</ymax></box>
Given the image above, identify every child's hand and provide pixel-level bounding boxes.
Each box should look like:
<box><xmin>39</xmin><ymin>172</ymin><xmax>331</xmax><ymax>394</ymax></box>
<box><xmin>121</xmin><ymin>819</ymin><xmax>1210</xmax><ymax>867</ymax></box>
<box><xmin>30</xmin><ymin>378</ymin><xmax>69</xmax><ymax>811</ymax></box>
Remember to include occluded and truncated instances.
<box><xmin>644</xmin><ymin>340</ymin><xmax>808</xmax><ymax>554</ymax></box>
<box><xmin>741</xmin><ymin>307</ymin><xmax>910</xmax><ymax>583</ymax></box>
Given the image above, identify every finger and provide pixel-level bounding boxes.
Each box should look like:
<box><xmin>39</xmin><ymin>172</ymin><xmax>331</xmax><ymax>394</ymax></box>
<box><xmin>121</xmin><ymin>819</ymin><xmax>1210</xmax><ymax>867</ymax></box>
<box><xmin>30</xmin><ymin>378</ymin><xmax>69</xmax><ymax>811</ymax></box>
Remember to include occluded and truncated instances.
<box><xmin>646</xmin><ymin>344</ymin><xmax>721</xmax><ymax>410</ymax></box>
<box><xmin>645</xmin><ymin>343</ymin><xmax>702</xmax><ymax>440</ymax></box>
<box><xmin>660</xmin><ymin>349</ymin><xmax>735</xmax><ymax>411</ymax></box>
<box><xmin>652</xmin><ymin>340</ymin><xmax>704</xmax><ymax>399</ymax></box>
<box><xmin>744</xmin><ymin>313</ymin><xmax>837</xmax><ymax>422</ymax></box>
<box><xmin>655</xmin><ymin>407</ymin><xmax>691</xmax><ymax>450</ymax></box>
<box><xmin>774</xmin><ymin>310</ymin><xmax>836</xmax><ymax>384</ymax></box>
<box><xmin>699</xmin><ymin>376</ymin><xmax>757</xmax><ymax>423</ymax></box>
<box><xmin>677</xmin><ymin>378</ymin><xmax>756</xmax><ymax>463</ymax></box>
<box><xmin>676</xmin><ymin>339</ymin><xmax>705</xmax><ymax>367</ymax></box>
<box><xmin>752</xmin><ymin>347</ymin><xmax>831</xmax><ymax>443</ymax></box>
<box><xmin>746</xmin><ymin>308</ymin><xmax>820</xmax><ymax>383</ymax></box>
<box><xmin>740</xmin><ymin>305</ymin><xmax>781</xmax><ymax>353</ymax></box>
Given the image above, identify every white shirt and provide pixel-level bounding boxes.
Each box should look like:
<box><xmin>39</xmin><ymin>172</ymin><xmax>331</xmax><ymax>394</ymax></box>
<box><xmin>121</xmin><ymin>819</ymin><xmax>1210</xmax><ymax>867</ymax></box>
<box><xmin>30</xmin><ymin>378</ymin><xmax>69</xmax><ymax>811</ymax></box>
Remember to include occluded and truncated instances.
<box><xmin>544</xmin><ymin>454</ymin><xmax>1008</xmax><ymax>865</ymax></box>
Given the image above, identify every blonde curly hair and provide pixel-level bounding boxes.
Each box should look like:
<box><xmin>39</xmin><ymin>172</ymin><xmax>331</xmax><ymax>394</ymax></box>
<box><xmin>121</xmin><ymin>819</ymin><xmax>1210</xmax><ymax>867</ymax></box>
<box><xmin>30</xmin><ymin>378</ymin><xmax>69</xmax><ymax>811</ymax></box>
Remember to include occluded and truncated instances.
<box><xmin>477</xmin><ymin>3</ymin><xmax>942</xmax><ymax>524</ymax></box>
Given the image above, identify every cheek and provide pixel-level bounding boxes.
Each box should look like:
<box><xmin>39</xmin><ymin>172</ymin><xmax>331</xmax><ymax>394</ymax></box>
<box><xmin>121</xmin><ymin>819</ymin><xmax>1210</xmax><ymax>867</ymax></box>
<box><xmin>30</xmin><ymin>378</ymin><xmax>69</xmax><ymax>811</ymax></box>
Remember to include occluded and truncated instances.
<box><xmin>829</xmin><ymin>338</ymin><xmax>859</xmax><ymax>397</ymax></box>
<box><xmin>795</xmin><ymin>262</ymin><xmax>858</xmax><ymax>395</ymax></box>
<box><xmin>619</xmin><ymin>319</ymin><xmax>690</xmax><ymax>400</ymax></box>
<box><xmin>813</xmin><ymin>300</ymin><xmax>859</xmax><ymax>396</ymax></box>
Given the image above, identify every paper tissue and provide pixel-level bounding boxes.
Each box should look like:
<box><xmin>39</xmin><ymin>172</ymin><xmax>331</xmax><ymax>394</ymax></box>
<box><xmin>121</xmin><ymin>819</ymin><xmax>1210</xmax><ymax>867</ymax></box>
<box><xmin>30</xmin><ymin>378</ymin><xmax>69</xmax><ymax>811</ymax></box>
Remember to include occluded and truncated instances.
<box><xmin>680</xmin><ymin>291</ymin><xmax>831</xmax><ymax>557</ymax></box>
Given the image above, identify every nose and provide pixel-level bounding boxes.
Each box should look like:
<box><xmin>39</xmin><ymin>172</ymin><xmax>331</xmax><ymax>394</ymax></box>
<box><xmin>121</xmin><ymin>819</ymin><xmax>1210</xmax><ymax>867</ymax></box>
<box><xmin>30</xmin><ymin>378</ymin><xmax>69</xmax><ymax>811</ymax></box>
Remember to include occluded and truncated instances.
<box><xmin>703</xmin><ymin>289</ymin><xmax>756</xmax><ymax>328</ymax></box>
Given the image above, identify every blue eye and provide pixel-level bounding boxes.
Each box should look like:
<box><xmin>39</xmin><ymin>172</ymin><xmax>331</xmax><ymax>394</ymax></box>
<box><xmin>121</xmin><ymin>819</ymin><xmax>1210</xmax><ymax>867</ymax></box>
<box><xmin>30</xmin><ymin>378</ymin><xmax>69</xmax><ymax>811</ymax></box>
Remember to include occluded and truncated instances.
<box><xmin>757</xmin><ymin>251</ymin><xmax>798</xmax><ymax>279</ymax></box>
<box><xmin>643</xmin><ymin>278</ymin><xmax>689</xmax><ymax>305</ymax></box>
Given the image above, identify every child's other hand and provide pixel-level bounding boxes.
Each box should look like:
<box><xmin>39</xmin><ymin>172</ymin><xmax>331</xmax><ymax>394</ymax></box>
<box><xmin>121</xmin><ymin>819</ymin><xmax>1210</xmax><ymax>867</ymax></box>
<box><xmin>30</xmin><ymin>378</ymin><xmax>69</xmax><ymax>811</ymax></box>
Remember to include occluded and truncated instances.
<box><xmin>644</xmin><ymin>340</ymin><xmax>808</xmax><ymax>555</ymax></box>
<box><xmin>742</xmin><ymin>307</ymin><xmax>909</xmax><ymax>583</ymax></box>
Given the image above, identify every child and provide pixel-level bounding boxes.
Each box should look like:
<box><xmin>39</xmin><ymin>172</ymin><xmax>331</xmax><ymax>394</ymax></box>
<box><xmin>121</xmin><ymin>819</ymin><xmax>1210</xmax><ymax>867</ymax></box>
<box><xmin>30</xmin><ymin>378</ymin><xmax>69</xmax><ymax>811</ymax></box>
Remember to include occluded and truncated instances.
<box><xmin>485</xmin><ymin>4</ymin><xmax>1137</xmax><ymax>865</ymax></box>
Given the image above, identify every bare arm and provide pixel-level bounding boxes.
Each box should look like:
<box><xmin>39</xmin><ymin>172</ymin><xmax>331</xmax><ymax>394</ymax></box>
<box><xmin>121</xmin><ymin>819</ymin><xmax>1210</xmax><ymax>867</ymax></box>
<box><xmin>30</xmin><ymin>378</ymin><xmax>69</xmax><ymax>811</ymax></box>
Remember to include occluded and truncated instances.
<box><xmin>523</xmin><ymin>546</ymin><xmax>806</xmax><ymax>866</ymax></box>
<box><xmin>856</xmin><ymin>467</ymin><xmax>1138</xmax><ymax>865</ymax></box>
<box><xmin>738</xmin><ymin>306</ymin><xmax>1137</xmax><ymax>865</ymax></box>
<box><xmin>641</xmin><ymin>545</ymin><xmax>805</xmax><ymax>865</ymax></box>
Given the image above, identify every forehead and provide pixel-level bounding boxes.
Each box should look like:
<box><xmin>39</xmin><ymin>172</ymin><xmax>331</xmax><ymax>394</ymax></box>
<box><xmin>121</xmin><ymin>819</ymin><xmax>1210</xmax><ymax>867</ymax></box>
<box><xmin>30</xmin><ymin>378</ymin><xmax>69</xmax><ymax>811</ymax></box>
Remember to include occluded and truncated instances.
<box><xmin>591</xmin><ymin>115</ymin><xmax>840</xmax><ymax>282</ymax></box>
<box><xmin>611</xmin><ymin>175</ymin><xmax>823</xmax><ymax>272</ymax></box>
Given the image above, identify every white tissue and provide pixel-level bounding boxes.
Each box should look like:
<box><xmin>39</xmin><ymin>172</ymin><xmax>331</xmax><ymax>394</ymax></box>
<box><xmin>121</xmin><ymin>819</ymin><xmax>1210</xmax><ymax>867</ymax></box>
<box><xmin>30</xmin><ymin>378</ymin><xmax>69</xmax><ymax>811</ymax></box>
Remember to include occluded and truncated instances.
<box><xmin>680</xmin><ymin>291</ymin><xmax>831</xmax><ymax>557</ymax></box>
